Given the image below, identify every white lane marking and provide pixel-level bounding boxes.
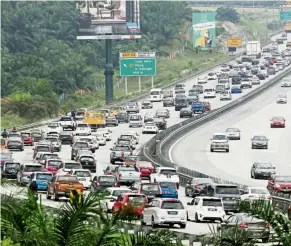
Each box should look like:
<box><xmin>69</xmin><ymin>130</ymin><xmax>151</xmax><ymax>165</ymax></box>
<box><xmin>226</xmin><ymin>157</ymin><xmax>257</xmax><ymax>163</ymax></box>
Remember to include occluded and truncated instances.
<box><xmin>169</xmin><ymin>76</ymin><xmax>289</xmax><ymax>163</ymax></box>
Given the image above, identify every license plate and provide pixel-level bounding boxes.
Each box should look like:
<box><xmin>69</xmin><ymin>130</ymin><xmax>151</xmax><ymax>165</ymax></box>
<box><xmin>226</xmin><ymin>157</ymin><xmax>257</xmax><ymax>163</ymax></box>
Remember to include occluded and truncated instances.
<box><xmin>208</xmin><ymin>208</ymin><xmax>217</xmax><ymax>211</ymax></box>
<box><xmin>79</xmin><ymin>178</ymin><xmax>86</xmax><ymax>181</ymax></box>
<box><xmin>41</xmin><ymin>181</ymin><xmax>47</xmax><ymax>184</ymax></box>
<box><xmin>168</xmin><ymin>211</ymin><xmax>178</xmax><ymax>215</ymax></box>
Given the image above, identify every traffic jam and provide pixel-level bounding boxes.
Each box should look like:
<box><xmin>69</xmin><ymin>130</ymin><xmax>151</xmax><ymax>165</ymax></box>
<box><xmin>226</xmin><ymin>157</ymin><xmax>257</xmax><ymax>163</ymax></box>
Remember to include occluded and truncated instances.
<box><xmin>1</xmin><ymin>38</ymin><xmax>291</xmax><ymax>235</ymax></box>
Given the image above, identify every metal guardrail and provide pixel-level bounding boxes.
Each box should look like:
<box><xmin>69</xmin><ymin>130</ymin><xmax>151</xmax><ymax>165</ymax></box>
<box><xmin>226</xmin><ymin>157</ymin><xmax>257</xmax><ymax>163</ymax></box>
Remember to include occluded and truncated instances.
<box><xmin>140</xmin><ymin>64</ymin><xmax>291</xmax><ymax>213</ymax></box>
<box><xmin>13</xmin><ymin>30</ymin><xmax>282</xmax><ymax>132</ymax></box>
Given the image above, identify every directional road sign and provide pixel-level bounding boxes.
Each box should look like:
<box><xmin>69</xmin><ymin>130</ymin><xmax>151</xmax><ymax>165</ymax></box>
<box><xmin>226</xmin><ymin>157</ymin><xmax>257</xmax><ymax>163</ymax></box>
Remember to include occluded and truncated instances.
<box><xmin>280</xmin><ymin>11</ymin><xmax>291</xmax><ymax>21</ymax></box>
<box><xmin>119</xmin><ymin>52</ymin><xmax>156</xmax><ymax>77</ymax></box>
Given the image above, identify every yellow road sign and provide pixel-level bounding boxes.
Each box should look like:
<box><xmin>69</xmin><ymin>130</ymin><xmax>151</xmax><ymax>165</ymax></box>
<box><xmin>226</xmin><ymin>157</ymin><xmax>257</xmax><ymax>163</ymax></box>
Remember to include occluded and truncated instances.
<box><xmin>227</xmin><ymin>37</ymin><xmax>242</xmax><ymax>47</ymax></box>
<box><xmin>120</xmin><ymin>52</ymin><xmax>137</xmax><ymax>58</ymax></box>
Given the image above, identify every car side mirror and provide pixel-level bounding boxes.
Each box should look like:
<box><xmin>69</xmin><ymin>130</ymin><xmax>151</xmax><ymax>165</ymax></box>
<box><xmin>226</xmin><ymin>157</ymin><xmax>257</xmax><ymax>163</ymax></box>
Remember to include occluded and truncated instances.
<box><xmin>109</xmin><ymin>130</ymin><xmax>112</xmax><ymax>133</ymax></box>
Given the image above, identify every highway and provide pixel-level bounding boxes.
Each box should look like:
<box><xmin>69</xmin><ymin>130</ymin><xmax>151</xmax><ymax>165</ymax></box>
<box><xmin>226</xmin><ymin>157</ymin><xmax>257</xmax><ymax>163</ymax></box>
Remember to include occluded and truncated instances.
<box><xmin>2</xmin><ymin>33</ymin><xmax>286</xmax><ymax>242</ymax></box>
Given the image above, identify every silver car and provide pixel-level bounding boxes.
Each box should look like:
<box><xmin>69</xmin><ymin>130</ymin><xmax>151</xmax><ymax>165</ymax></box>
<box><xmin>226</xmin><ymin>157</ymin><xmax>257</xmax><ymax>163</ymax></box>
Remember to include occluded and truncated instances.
<box><xmin>251</xmin><ymin>135</ymin><xmax>268</xmax><ymax>149</ymax></box>
<box><xmin>210</xmin><ymin>133</ymin><xmax>229</xmax><ymax>152</ymax></box>
<box><xmin>220</xmin><ymin>91</ymin><xmax>232</xmax><ymax>101</ymax></box>
<box><xmin>251</xmin><ymin>162</ymin><xmax>276</xmax><ymax>179</ymax></box>
<box><xmin>225</xmin><ymin>128</ymin><xmax>241</xmax><ymax>140</ymax></box>
<box><xmin>281</xmin><ymin>79</ymin><xmax>291</xmax><ymax>87</ymax></box>
<box><xmin>276</xmin><ymin>94</ymin><xmax>287</xmax><ymax>104</ymax></box>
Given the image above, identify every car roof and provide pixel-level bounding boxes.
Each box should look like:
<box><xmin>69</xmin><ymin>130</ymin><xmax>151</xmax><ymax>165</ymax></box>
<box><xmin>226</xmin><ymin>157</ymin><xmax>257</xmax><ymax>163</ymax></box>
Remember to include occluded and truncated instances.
<box><xmin>24</xmin><ymin>163</ymin><xmax>42</xmax><ymax>166</ymax></box>
<box><xmin>195</xmin><ymin>196</ymin><xmax>222</xmax><ymax>200</ymax></box>
<box><xmin>72</xmin><ymin>169</ymin><xmax>91</xmax><ymax>172</ymax></box>
<box><xmin>106</xmin><ymin>187</ymin><xmax>131</xmax><ymax>191</ymax></box>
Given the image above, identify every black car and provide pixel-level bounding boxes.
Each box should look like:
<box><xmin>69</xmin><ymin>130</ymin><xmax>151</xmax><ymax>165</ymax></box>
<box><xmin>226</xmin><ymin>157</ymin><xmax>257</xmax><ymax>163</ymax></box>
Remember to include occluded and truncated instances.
<box><xmin>175</xmin><ymin>98</ymin><xmax>188</xmax><ymax>111</ymax></box>
<box><xmin>232</xmin><ymin>75</ymin><xmax>242</xmax><ymax>85</ymax></box>
<box><xmin>90</xmin><ymin>175</ymin><xmax>118</xmax><ymax>191</ymax></box>
<box><xmin>192</xmin><ymin>85</ymin><xmax>203</xmax><ymax>94</ymax></box>
<box><xmin>155</xmin><ymin>109</ymin><xmax>170</xmax><ymax>118</ymax></box>
<box><xmin>163</xmin><ymin>97</ymin><xmax>174</xmax><ymax>107</ymax></box>
<box><xmin>153</xmin><ymin>118</ymin><xmax>167</xmax><ymax>130</ymax></box>
<box><xmin>257</xmin><ymin>72</ymin><xmax>266</xmax><ymax>80</ymax></box>
<box><xmin>7</xmin><ymin>138</ymin><xmax>24</xmax><ymax>151</ymax></box>
<box><xmin>180</xmin><ymin>108</ymin><xmax>193</xmax><ymax>118</ymax></box>
<box><xmin>185</xmin><ymin>178</ymin><xmax>214</xmax><ymax>197</ymax></box>
<box><xmin>59</xmin><ymin>131</ymin><xmax>74</xmax><ymax>144</ymax></box>
<box><xmin>251</xmin><ymin>67</ymin><xmax>259</xmax><ymax>75</ymax></box>
<box><xmin>117</xmin><ymin>111</ymin><xmax>128</xmax><ymax>123</ymax></box>
<box><xmin>77</xmin><ymin>155</ymin><xmax>96</xmax><ymax>172</ymax></box>
<box><xmin>1</xmin><ymin>162</ymin><xmax>20</xmax><ymax>179</ymax></box>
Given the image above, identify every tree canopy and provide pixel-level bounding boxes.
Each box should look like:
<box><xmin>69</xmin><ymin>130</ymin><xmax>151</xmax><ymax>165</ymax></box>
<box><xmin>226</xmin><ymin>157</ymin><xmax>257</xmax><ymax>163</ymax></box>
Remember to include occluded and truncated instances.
<box><xmin>216</xmin><ymin>7</ymin><xmax>240</xmax><ymax>23</ymax></box>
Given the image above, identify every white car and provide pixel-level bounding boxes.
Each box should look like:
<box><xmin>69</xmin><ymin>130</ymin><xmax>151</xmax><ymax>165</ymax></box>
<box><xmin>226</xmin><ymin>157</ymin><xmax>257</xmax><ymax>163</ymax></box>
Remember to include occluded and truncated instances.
<box><xmin>276</xmin><ymin>94</ymin><xmax>287</xmax><ymax>104</ymax></box>
<box><xmin>240</xmin><ymin>187</ymin><xmax>272</xmax><ymax>202</ymax></box>
<box><xmin>203</xmin><ymin>88</ymin><xmax>216</xmax><ymax>98</ymax></box>
<box><xmin>98</xmin><ymin>129</ymin><xmax>112</xmax><ymax>141</ymax></box>
<box><xmin>101</xmin><ymin>187</ymin><xmax>131</xmax><ymax>212</ymax></box>
<box><xmin>77</xmin><ymin>136</ymin><xmax>99</xmax><ymax>149</ymax></box>
<box><xmin>95</xmin><ymin>133</ymin><xmax>106</xmax><ymax>146</ymax></box>
<box><xmin>69</xmin><ymin>169</ymin><xmax>92</xmax><ymax>189</ymax></box>
<box><xmin>207</xmin><ymin>72</ymin><xmax>217</xmax><ymax>81</ymax></box>
<box><xmin>197</xmin><ymin>76</ymin><xmax>207</xmax><ymax>84</ymax></box>
<box><xmin>123</xmin><ymin>131</ymin><xmax>139</xmax><ymax>144</ymax></box>
<box><xmin>47</xmin><ymin>122</ymin><xmax>62</xmax><ymax>134</ymax></box>
<box><xmin>152</xmin><ymin>167</ymin><xmax>179</xmax><ymax>189</ymax></box>
<box><xmin>220</xmin><ymin>91</ymin><xmax>232</xmax><ymax>101</ymax></box>
<box><xmin>142</xmin><ymin>122</ymin><xmax>158</xmax><ymax>134</ymax></box>
<box><xmin>225</xmin><ymin>128</ymin><xmax>241</xmax><ymax>140</ymax></box>
<box><xmin>186</xmin><ymin>196</ymin><xmax>226</xmax><ymax>222</ymax></box>
<box><xmin>281</xmin><ymin>79</ymin><xmax>291</xmax><ymax>87</ymax></box>
<box><xmin>142</xmin><ymin>198</ymin><xmax>187</xmax><ymax>228</ymax></box>
<box><xmin>210</xmin><ymin>133</ymin><xmax>229</xmax><ymax>152</ymax></box>
<box><xmin>241</xmin><ymin>79</ymin><xmax>252</xmax><ymax>89</ymax></box>
<box><xmin>251</xmin><ymin>76</ymin><xmax>260</xmax><ymax>85</ymax></box>
<box><xmin>75</xmin><ymin>123</ymin><xmax>91</xmax><ymax>136</ymax></box>
<box><xmin>129</xmin><ymin>114</ymin><xmax>143</xmax><ymax>128</ymax></box>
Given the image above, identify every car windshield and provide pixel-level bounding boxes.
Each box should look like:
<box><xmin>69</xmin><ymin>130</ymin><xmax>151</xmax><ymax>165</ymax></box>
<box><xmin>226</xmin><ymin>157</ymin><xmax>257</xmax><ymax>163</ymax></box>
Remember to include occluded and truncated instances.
<box><xmin>80</xmin><ymin>156</ymin><xmax>94</xmax><ymax>162</ymax></box>
<box><xmin>141</xmin><ymin>184</ymin><xmax>159</xmax><ymax>191</ymax></box>
<box><xmin>118</xmin><ymin>140</ymin><xmax>130</xmax><ymax>145</ymax></box>
<box><xmin>6</xmin><ymin>163</ymin><xmax>20</xmax><ymax>168</ymax></box>
<box><xmin>36</xmin><ymin>173</ymin><xmax>52</xmax><ymax>180</ymax></box>
<box><xmin>79</xmin><ymin>138</ymin><xmax>91</xmax><ymax>142</ymax></box>
<box><xmin>277</xmin><ymin>94</ymin><xmax>286</xmax><ymax>98</ymax></box>
<box><xmin>99</xmin><ymin>176</ymin><xmax>115</xmax><ymax>182</ymax></box>
<box><xmin>250</xmin><ymin>188</ymin><xmax>269</xmax><ymax>194</ymax></box>
<box><xmin>275</xmin><ymin>176</ymin><xmax>291</xmax><ymax>182</ymax></box>
<box><xmin>271</xmin><ymin>117</ymin><xmax>284</xmax><ymax>121</ymax></box>
<box><xmin>253</xmin><ymin>136</ymin><xmax>267</xmax><ymax>141</ymax></box>
<box><xmin>75</xmin><ymin>171</ymin><xmax>91</xmax><ymax>177</ymax></box>
<box><xmin>78</xmin><ymin>150</ymin><xmax>92</xmax><ymax>155</ymax></box>
<box><xmin>175</xmin><ymin>90</ymin><xmax>185</xmax><ymax>94</ymax></box>
<box><xmin>114</xmin><ymin>146</ymin><xmax>130</xmax><ymax>151</ymax></box>
<box><xmin>127</xmin><ymin>102</ymin><xmax>136</xmax><ymax>106</ymax></box>
<box><xmin>215</xmin><ymin>186</ymin><xmax>239</xmax><ymax>195</ymax></box>
<box><xmin>226</xmin><ymin>128</ymin><xmax>239</xmax><ymax>132</ymax></box>
<box><xmin>129</xmin><ymin>115</ymin><xmax>140</xmax><ymax>121</ymax></box>
<box><xmin>76</xmin><ymin>112</ymin><xmax>84</xmax><ymax>116</ymax></box>
<box><xmin>65</xmin><ymin>163</ymin><xmax>81</xmax><ymax>169</ymax></box>
<box><xmin>74</xmin><ymin>142</ymin><xmax>89</xmax><ymax>148</ymax></box>
<box><xmin>175</xmin><ymin>99</ymin><xmax>186</xmax><ymax>103</ymax></box>
<box><xmin>175</xmin><ymin>84</ymin><xmax>184</xmax><ymax>88</ymax></box>
<box><xmin>204</xmin><ymin>89</ymin><xmax>213</xmax><ymax>92</ymax></box>
<box><xmin>119</xmin><ymin>166</ymin><xmax>136</xmax><ymax>172</ymax></box>
<box><xmin>159</xmin><ymin>182</ymin><xmax>176</xmax><ymax>188</ymax></box>
<box><xmin>58</xmin><ymin>176</ymin><xmax>79</xmax><ymax>182</ymax></box>
<box><xmin>47</xmin><ymin>160</ymin><xmax>62</xmax><ymax>166</ymax></box>
<box><xmin>125</xmin><ymin>156</ymin><xmax>138</xmax><ymax>161</ymax></box>
<box><xmin>161</xmin><ymin>201</ymin><xmax>184</xmax><ymax>209</ymax></box>
<box><xmin>145</xmin><ymin>123</ymin><xmax>155</xmax><ymax>127</ymax></box>
<box><xmin>256</xmin><ymin>163</ymin><xmax>272</xmax><ymax>169</ymax></box>
<box><xmin>8</xmin><ymin>134</ymin><xmax>20</xmax><ymax>138</ymax></box>
<box><xmin>202</xmin><ymin>199</ymin><xmax>222</xmax><ymax>207</ymax></box>
<box><xmin>160</xmin><ymin>169</ymin><xmax>176</xmax><ymax>175</ymax></box>
<box><xmin>120</xmin><ymin>135</ymin><xmax>132</xmax><ymax>140</ymax></box>
<box><xmin>188</xmin><ymin>92</ymin><xmax>197</xmax><ymax>96</ymax></box>
<box><xmin>24</xmin><ymin>165</ymin><xmax>42</xmax><ymax>171</ymax></box>
<box><xmin>48</xmin><ymin>123</ymin><xmax>59</xmax><ymax>127</ymax></box>
<box><xmin>43</xmin><ymin>154</ymin><xmax>58</xmax><ymax>160</ymax></box>
<box><xmin>150</xmin><ymin>91</ymin><xmax>160</xmax><ymax>95</ymax></box>
<box><xmin>37</xmin><ymin>146</ymin><xmax>50</xmax><ymax>152</ymax></box>
<box><xmin>213</xmin><ymin>135</ymin><xmax>227</xmax><ymax>140</ymax></box>
<box><xmin>143</xmin><ymin>100</ymin><xmax>151</xmax><ymax>104</ymax></box>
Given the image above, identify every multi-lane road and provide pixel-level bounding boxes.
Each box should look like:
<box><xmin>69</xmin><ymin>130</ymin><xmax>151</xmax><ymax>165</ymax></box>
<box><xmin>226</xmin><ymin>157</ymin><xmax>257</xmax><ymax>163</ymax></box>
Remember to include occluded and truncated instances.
<box><xmin>2</xmin><ymin>34</ymin><xmax>288</xmax><ymax>243</ymax></box>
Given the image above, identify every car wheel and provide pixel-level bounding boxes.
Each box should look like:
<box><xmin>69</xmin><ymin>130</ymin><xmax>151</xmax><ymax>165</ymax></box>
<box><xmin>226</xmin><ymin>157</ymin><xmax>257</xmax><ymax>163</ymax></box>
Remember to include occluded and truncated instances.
<box><xmin>251</xmin><ymin>172</ymin><xmax>253</xmax><ymax>178</ymax></box>
<box><xmin>71</xmin><ymin>155</ymin><xmax>74</xmax><ymax>160</ymax></box>
<box><xmin>151</xmin><ymin>216</ymin><xmax>157</xmax><ymax>228</ymax></box>
<box><xmin>53</xmin><ymin>190</ymin><xmax>59</xmax><ymax>201</ymax></box>
<box><xmin>210</xmin><ymin>148</ymin><xmax>214</xmax><ymax>152</ymax></box>
<box><xmin>141</xmin><ymin>215</ymin><xmax>146</xmax><ymax>225</ymax></box>
<box><xmin>226</xmin><ymin>149</ymin><xmax>229</xmax><ymax>153</ymax></box>
<box><xmin>262</xmin><ymin>238</ymin><xmax>269</xmax><ymax>243</ymax></box>
<box><xmin>251</xmin><ymin>145</ymin><xmax>254</xmax><ymax>149</ymax></box>
<box><xmin>110</xmin><ymin>160</ymin><xmax>115</xmax><ymax>164</ymax></box>
<box><xmin>180</xmin><ymin>224</ymin><xmax>186</xmax><ymax>229</ymax></box>
<box><xmin>46</xmin><ymin>190</ymin><xmax>52</xmax><ymax>199</ymax></box>
<box><xmin>265</xmin><ymin>145</ymin><xmax>268</xmax><ymax>149</ymax></box>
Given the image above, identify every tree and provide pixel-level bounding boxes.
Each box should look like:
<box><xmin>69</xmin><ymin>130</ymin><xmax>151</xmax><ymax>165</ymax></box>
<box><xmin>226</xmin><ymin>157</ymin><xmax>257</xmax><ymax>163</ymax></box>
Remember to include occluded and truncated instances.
<box><xmin>216</xmin><ymin>7</ymin><xmax>240</xmax><ymax>23</ymax></box>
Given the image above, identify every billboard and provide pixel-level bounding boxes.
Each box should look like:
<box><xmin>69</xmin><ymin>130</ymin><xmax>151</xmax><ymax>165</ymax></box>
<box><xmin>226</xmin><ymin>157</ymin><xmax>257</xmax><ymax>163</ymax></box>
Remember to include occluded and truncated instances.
<box><xmin>76</xmin><ymin>0</ymin><xmax>141</xmax><ymax>40</ymax></box>
<box><xmin>192</xmin><ymin>12</ymin><xmax>216</xmax><ymax>49</ymax></box>
<box><xmin>227</xmin><ymin>37</ymin><xmax>242</xmax><ymax>47</ymax></box>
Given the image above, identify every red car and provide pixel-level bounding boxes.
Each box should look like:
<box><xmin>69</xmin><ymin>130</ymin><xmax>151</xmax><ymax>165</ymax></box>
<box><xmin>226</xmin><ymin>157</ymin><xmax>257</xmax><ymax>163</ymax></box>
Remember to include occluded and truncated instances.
<box><xmin>267</xmin><ymin>175</ymin><xmax>291</xmax><ymax>193</ymax></box>
<box><xmin>21</xmin><ymin>132</ymin><xmax>34</xmax><ymax>146</ymax></box>
<box><xmin>271</xmin><ymin>57</ymin><xmax>277</xmax><ymax>63</ymax></box>
<box><xmin>203</xmin><ymin>101</ymin><xmax>211</xmax><ymax>111</ymax></box>
<box><xmin>112</xmin><ymin>193</ymin><xmax>148</xmax><ymax>217</ymax></box>
<box><xmin>43</xmin><ymin>159</ymin><xmax>63</xmax><ymax>174</ymax></box>
<box><xmin>270</xmin><ymin>116</ymin><xmax>285</xmax><ymax>128</ymax></box>
<box><xmin>136</xmin><ymin>161</ymin><xmax>154</xmax><ymax>180</ymax></box>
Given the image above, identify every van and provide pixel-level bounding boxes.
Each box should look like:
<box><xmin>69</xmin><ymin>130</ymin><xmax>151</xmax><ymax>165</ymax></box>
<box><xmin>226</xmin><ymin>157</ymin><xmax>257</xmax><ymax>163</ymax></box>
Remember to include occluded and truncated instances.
<box><xmin>128</xmin><ymin>114</ymin><xmax>143</xmax><ymax>128</ymax></box>
<box><xmin>150</xmin><ymin>88</ymin><xmax>163</xmax><ymax>102</ymax></box>
<box><xmin>201</xmin><ymin>183</ymin><xmax>240</xmax><ymax>213</ymax></box>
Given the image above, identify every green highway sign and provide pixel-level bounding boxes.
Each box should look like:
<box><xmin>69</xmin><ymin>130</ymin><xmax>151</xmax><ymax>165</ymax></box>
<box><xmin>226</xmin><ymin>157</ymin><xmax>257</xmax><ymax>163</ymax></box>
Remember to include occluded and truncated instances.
<box><xmin>120</xmin><ymin>57</ymin><xmax>156</xmax><ymax>77</ymax></box>
<box><xmin>280</xmin><ymin>11</ymin><xmax>291</xmax><ymax>21</ymax></box>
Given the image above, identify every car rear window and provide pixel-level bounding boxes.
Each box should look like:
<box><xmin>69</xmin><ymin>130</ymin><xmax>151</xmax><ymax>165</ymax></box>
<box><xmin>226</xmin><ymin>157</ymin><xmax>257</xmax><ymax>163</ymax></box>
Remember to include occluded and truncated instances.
<box><xmin>275</xmin><ymin>176</ymin><xmax>291</xmax><ymax>182</ymax></box>
<box><xmin>48</xmin><ymin>160</ymin><xmax>62</xmax><ymax>166</ymax></box>
<box><xmin>36</xmin><ymin>173</ymin><xmax>52</xmax><ymax>180</ymax></box>
<box><xmin>161</xmin><ymin>200</ymin><xmax>184</xmax><ymax>209</ymax></box>
<box><xmin>215</xmin><ymin>186</ymin><xmax>239</xmax><ymax>195</ymax></box>
<box><xmin>98</xmin><ymin>176</ymin><xmax>115</xmax><ymax>182</ymax></box>
<box><xmin>159</xmin><ymin>182</ymin><xmax>176</xmax><ymax>188</ymax></box>
<box><xmin>65</xmin><ymin>163</ymin><xmax>81</xmax><ymax>169</ymax></box>
<box><xmin>141</xmin><ymin>184</ymin><xmax>159</xmax><ymax>192</ymax></box>
<box><xmin>24</xmin><ymin>165</ymin><xmax>42</xmax><ymax>172</ymax></box>
<box><xmin>202</xmin><ymin>199</ymin><xmax>222</xmax><ymax>207</ymax></box>
<box><xmin>43</xmin><ymin>154</ymin><xmax>58</xmax><ymax>160</ymax></box>
<box><xmin>160</xmin><ymin>169</ymin><xmax>177</xmax><ymax>175</ymax></box>
<box><xmin>112</xmin><ymin>190</ymin><xmax>130</xmax><ymax>196</ymax></box>
<box><xmin>75</xmin><ymin>171</ymin><xmax>91</xmax><ymax>177</ymax></box>
<box><xmin>80</xmin><ymin>156</ymin><xmax>94</xmax><ymax>162</ymax></box>
<box><xmin>37</xmin><ymin>146</ymin><xmax>50</xmax><ymax>152</ymax></box>
<box><xmin>114</xmin><ymin>146</ymin><xmax>130</xmax><ymax>151</ymax></box>
<box><xmin>74</xmin><ymin>142</ymin><xmax>89</xmax><ymax>148</ymax></box>
<box><xmin>8</xmin><ymin>141</ymin><xmax>21</xmax><ymax>144</ymax></box>
<box><xmin>58</xmin><ymin>176</ymin><xmax>79</xmax><ymax>182</ymax></box>
<box><xmin>128</xmin><ymin>196</ymin><xmax>146</xmax><ymax>204</ymax></box>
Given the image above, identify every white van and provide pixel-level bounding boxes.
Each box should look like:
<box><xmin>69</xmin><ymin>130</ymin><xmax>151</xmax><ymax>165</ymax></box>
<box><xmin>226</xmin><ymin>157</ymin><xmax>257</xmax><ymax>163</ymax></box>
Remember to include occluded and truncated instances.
<box><xmin>128</xmin><ymin>114</ymin><xmax>143</xmax><ymax>128</ymax></box>
<box><xmin>150</xmin><ymin>88</ymin><xmax>163</xmax><ymax>102</ymax></box>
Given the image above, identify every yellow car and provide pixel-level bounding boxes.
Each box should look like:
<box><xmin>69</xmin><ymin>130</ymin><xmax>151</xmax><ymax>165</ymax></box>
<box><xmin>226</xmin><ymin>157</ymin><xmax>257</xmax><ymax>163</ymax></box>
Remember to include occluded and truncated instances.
<box><xmin>1</xmin><ymin>137</ymin><xmax>7</xmax><ymax>149</ymax></box>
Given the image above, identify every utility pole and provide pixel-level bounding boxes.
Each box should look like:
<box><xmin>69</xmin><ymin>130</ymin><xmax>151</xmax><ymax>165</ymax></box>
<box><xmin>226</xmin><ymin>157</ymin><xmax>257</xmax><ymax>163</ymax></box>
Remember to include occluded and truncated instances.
<box><xmin>104</xmin><ymin>39</ymin><xmax>114</xmax><ymax>104</ymax></box>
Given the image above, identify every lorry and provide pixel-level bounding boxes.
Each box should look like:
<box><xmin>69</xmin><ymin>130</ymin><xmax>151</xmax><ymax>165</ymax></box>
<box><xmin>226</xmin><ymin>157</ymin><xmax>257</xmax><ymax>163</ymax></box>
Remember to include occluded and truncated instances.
<box><xmin>246</xmin><ymin>41</ymin><xmax>261</xmax><ymax>58</ymax></box>
<box><xmin>84</xmin><ymin>112</ymin><xmax>105</xmax><ymax>130</ymax></box>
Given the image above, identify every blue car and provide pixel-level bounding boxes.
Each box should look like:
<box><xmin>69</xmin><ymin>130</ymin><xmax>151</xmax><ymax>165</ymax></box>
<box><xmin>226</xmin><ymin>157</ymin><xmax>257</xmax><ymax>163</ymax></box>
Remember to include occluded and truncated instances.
<box><xmin>28</xmin><ymin>172</ymin><xmax>53</xmax><ymax>191</ymax></box>
<box><xmin>191</xmin><ymin>103</ymin><xmax>204</xmax><ymax>114</ymax></box>
<box><xmin>231</xmin><ymin>86</ymin><xmax>242</xmax><ymax>93</ymax></box>
<box><xmin>158</xmin><ymin>182</ymin><xmax>178</xmax><ymax>199</ymax></box>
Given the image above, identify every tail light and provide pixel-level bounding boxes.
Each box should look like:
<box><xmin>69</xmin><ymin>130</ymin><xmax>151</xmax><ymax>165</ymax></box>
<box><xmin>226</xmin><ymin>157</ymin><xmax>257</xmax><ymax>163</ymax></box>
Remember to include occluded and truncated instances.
<box><xmin>95</xmin><ymin>182</ymin><xmax>100</xmax><ymax>186</ymax></box>
<box><xmin>195</xmin><ymin>184</ymin><xmax>200</xmax><ymax>189</ymax></box>
<box><xmin>266</xmin><ymin>223</ymin><xmax>270</xmax><ymax>228</ymax></box>
<box><xmin>108</xmin><ymin>171</ymin><xmax>112</xmax><ymax>175</ymax></box>
<box><xmin>267</xmin><ymin>196</ymin><xmax>272</xmax><ymax>200</ymax></box>
<box><xmin>56</xmin><ymin>184</ymin><xmax>61</xmax><ymax>190</ymax></box>
<box><xmin>114</xmin><ymin>183</ymin><xmax>118</xmax><ymax>187</ymax></box>
<box><xmin>80</xmin><ymin>184</ymin><xmax>84</xmax><ymax>192</ymax></box>
<box><xmin>121</xmin><ymin>152</ymin><xmax>125</xmax><ymax>159</ymax></box>
<box><xmin>239</xmin><ymin>222</ymin><xmax>248</xmax><ymax>228</ymax></box>
<box><xmin>119</xmin><ymin>174</ymin><xmax>122</xmax><ymax>180</ymax></box>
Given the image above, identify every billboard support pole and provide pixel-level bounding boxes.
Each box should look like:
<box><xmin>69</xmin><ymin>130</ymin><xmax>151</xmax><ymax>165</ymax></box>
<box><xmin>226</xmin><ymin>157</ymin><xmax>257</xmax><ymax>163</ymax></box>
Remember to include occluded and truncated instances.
<box><xmin>104</xmin><ymin>39</ymin><xmax>114</xmax><ymax>104</ymax></box>
<box><xmin>151</xmin><ymin>76</ymin><xmax>154</xmax><ymax>89</ymax></box>
<box><xmin>138</xmin><ymin>77</ymin><xmax>141</xmax><ymax>93</ymax></box>
<box><xmin>125</xmin><ymin>77</ymin><xmax>128</xmax><ymax>95</ymax></box>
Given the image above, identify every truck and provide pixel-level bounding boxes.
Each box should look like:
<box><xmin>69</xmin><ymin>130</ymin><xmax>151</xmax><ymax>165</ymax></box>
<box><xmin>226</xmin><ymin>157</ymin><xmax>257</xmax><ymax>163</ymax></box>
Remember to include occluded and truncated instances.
<box><xmin>84</xmin><ymin>112</ymin><xmax>105</xmax><ymax>130</ymax></box>
<box><xmin>246</xmin><ymin>41</ymin><xmax>261</xmax><ymax>58</ymax></box>
<box><xmin>59</xmin><ymin>116</ymin><xmax>76</xmax><ymax>131</ymax></box>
